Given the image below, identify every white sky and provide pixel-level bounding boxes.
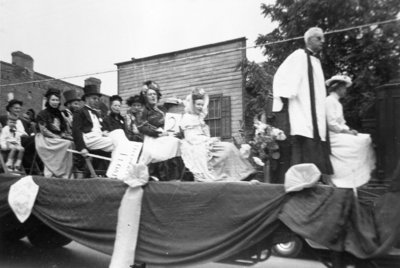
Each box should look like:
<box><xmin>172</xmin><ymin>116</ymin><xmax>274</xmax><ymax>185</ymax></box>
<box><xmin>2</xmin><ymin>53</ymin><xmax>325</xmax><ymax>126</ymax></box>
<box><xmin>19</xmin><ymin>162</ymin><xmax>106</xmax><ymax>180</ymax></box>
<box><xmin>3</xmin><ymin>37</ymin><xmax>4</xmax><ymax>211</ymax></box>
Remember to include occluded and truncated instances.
<box><xmin>0</xmin><ymin>0</ymin><xmax>276</xmax><ymax>95</ymax></box>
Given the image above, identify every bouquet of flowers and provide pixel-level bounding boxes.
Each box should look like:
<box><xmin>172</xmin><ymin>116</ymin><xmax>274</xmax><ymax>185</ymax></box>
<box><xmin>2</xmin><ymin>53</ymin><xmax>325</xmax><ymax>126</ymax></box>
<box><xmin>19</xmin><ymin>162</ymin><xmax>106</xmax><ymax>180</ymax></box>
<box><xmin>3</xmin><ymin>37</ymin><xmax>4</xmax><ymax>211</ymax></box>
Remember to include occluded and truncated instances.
<box><xmin>247</xmin><ymin>119</ymin><xmax>286</xmax><ymax>166</ymax></box>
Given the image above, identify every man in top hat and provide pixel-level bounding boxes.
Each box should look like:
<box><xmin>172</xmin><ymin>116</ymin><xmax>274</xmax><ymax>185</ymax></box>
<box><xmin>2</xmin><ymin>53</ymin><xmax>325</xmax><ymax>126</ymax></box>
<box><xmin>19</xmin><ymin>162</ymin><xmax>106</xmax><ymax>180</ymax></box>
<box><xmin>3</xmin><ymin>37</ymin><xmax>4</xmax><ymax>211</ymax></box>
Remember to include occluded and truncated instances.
<box><xmin>62</xmin><ymin>89</ymin><xmax>82</xmax><ymax>136</ymax></box>
<box><xmin>72</xmin><ymin>85</ymin><xmax>114</xmax><ymax>157</ymax></box>
<box><xmin>272</xmin><ymin>27</ymin><xmax>333</xmax><ymax>177</ymax></box>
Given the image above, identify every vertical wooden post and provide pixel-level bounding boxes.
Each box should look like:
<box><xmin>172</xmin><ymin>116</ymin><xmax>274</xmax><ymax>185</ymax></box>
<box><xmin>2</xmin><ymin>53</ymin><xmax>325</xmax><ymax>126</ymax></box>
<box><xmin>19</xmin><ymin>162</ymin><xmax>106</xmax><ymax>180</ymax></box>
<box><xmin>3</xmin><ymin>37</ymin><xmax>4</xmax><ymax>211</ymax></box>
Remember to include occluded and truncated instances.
<box><xmin>263</xmin><ymin>160</ymin><xmax>271</xmax><ymax>183</ymax></box>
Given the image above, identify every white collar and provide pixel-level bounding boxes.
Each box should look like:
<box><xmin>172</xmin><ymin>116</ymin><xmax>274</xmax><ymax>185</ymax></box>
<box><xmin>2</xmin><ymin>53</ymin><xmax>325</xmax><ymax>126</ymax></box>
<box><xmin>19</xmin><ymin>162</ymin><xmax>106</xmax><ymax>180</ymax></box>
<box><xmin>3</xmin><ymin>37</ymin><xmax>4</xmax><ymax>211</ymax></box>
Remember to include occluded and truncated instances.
<box><xmin>329</xmin><ymin>92</ymin><xmax>340</xmax><ymax>100</ymax></box>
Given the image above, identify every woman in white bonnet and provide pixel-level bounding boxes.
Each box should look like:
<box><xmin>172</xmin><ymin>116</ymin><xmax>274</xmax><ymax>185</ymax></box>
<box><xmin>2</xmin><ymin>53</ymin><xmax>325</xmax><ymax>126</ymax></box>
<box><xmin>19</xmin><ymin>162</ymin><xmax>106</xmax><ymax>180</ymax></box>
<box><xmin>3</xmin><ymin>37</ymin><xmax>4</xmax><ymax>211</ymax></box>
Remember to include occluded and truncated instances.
<box><xmin>325</xmin><ymin>75</ymin><xmax>376</xmax><ymax>187</ymax></box>
<box><xmin>180</xmin><ymin>88</ymin><xmax>255</xmax><ymax>182</ymax></box>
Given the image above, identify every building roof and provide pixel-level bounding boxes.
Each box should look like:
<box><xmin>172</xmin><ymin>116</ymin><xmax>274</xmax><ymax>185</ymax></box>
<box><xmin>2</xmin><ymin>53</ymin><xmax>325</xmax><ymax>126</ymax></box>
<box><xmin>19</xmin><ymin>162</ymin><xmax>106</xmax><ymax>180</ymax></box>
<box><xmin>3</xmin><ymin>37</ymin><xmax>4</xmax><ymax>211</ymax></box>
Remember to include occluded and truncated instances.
<box><xmin>0</xmin><ymin>60</ymin><xmax>82</xmax><ymax>89</ymax></box>
<box><xmin>115</xmin><ymin>37</ymin><xmax>246</xmax><ymax>67</ymax></box>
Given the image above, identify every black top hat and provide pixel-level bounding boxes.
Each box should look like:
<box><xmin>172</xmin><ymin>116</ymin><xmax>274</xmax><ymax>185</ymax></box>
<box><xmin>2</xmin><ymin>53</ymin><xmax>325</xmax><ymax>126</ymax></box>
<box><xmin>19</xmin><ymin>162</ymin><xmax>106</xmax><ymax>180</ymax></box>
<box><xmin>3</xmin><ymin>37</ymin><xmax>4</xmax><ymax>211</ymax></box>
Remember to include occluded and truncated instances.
<box><xmin>82</xmin><ymin>84</ymin><xmax>102</xmax><ymax>100</ymax></box>
<box><xmin>63</xmin><ymin>89</ymin><xmax>81</xmax><ymax>105</ymax></box>
<box><xmin>6</xmin><ymin>99</ymin><xmax>23</xmax><ymax>112</ymax></box>
<box><xmin>45</xmin><ymin>87</ymin><xmax>61</xmax><ymax>98</ymax></box>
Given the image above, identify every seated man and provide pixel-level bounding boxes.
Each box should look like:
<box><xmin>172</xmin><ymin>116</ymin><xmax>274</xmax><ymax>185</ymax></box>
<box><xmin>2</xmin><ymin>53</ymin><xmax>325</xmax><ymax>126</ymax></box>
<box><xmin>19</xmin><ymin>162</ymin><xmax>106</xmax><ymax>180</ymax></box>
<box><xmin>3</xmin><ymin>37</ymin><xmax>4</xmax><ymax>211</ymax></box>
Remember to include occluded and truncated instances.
<box><xmin>62</xmin><ymin>89</ymin><xmax>85</xmax><ymax>178</ymax></box>
<box><xmin>0</xmin><ymin>115</ymin><xmax>25</xmax><ymax>172</ymax></box>
<box><xmin>62</xmin><ymin>89</ymin><xmax>82</xmax><ymax>137</ymax></box>
<box><xmin>72</xmin><ymin>85</ymin><xmax>114</xmax><ymax>158</ymax></box>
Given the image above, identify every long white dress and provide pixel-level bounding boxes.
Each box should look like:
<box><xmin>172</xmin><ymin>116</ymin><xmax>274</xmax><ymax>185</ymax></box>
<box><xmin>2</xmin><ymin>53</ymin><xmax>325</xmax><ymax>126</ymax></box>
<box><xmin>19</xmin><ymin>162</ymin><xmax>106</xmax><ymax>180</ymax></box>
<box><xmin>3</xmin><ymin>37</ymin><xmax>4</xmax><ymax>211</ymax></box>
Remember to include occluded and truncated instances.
<box><xmin>326</xmin><ymin>93</ymin><xmax>376</xmax><ymax>188</ymax></box>
<box><xmin>180</xmin><ymin>113</ymin><xmax>254</xmax><ymax>182</ymax></box>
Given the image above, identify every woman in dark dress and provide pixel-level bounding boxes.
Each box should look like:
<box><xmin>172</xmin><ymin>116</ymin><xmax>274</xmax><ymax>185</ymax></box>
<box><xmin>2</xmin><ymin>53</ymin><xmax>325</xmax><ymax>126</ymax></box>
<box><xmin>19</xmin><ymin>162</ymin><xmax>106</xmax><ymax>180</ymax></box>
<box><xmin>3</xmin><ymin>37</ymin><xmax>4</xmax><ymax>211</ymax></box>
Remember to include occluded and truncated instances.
<box><xmin>103</xmin><ymin>95</ymin><xmax>126</xmax><ymax>132</ymax></box>
<box><xmin>35</xmin><ymin>88</ymin><xmax>73</xmax><ymax>178</ymax></box>
<box><xmin>125</xmin><ymin>95</ymin><xmax>144</xmax><ymax>142</ymax></box>
<box><xmin>137</xmin><ymin>80</ymin><xmax>184</xmax><ymax>181</ymax></box>
<box><xmin>102</xmin><ymin>95</ymin><xmax>132</xmax><ymax>149</ymax></box>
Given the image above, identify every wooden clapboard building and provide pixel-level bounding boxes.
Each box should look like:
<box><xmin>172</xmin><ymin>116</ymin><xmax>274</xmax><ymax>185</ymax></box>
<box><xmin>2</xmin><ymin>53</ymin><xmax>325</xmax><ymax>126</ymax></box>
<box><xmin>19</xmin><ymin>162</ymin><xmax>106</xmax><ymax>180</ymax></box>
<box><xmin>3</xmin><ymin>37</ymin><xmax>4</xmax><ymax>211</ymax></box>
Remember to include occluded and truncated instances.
<box><xmin>116</xmin><ymin>38</ymin><xmax>249</xmax><ymax>140</ymax></box>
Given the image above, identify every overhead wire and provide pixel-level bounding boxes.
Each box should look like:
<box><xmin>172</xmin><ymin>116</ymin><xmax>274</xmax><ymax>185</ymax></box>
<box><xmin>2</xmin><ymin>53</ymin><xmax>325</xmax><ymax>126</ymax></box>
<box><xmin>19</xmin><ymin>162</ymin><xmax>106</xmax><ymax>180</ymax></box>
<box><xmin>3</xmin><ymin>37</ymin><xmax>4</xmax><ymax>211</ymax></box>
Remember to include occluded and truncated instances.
<box><xmin>1</xmin><ymin>17</ymin><xmax>399</xmax><ymax>88</ymax></box>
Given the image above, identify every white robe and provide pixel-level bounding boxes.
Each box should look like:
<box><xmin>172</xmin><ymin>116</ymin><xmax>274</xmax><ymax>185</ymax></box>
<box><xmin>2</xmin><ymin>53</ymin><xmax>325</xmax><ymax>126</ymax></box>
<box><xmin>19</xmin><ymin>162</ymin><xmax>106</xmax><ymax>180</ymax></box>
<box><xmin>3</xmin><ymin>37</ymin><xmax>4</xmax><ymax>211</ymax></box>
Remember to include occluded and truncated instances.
<box><xmin>326</xmin><ymin>93</ymin><xmax>376</xmax><ymax>188</ymax></box>
<box><xmin>273</xmin><ymin>49</ymin><xmax>327</xmax><ymax>141</ymax></box>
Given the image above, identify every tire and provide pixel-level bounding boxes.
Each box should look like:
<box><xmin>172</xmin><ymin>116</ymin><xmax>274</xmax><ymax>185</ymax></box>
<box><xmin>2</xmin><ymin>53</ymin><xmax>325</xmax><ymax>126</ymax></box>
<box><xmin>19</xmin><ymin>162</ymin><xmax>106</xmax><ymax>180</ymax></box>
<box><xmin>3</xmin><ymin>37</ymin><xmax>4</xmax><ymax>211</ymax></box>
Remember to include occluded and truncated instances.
<box><xmin>27</xmin><ymin>224</ymin><xmax>71</xmax><ymax>249</ymax></box>
<box><xmin>0</xmin><ymin>213</ymin><xmax>27</xmax><ymax>242</ymax></box>
<box><xmin>1</xmin><ymin>228</ymin><xmax>27</xmax><ymax>242</ymax></box>
<box><xmin>272</xmin><ymin>236</ymin><xmax>303</xmax><ymax>258</ymax></box>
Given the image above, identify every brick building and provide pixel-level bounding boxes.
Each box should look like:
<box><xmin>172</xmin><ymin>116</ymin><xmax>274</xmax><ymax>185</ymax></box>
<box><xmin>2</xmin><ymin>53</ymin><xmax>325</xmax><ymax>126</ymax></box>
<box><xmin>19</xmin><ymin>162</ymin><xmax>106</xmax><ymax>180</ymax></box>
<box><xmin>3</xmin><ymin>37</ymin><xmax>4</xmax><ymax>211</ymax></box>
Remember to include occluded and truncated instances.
<box><xmin>0</xmin><ymin>51</ymin><xmax>109</xmax><ymax>117</ymax></box>
<box><xmin>0</xmin><ymin>51</ymin><xmax>84</xmax><ymax>116</ymax></box>
<box><xmin>116</xmin><ymin>38</ymin><xmax>249</xmax><ymax>139</ymax></box>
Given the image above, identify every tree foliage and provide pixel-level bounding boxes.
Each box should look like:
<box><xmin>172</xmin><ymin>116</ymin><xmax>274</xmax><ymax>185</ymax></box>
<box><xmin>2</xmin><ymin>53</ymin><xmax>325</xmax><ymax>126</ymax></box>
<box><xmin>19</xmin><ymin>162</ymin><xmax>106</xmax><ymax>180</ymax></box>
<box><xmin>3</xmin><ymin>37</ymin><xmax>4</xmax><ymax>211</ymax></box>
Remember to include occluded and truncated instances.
<box><xmin>237</xmin><ymin>59</ymin><xmax>274</xmax><ymax>139</ymax></box>
<box><xmin>255</xmin><ymin>0</ymin><xmax>400</xmax><ymax>128</ymax></box>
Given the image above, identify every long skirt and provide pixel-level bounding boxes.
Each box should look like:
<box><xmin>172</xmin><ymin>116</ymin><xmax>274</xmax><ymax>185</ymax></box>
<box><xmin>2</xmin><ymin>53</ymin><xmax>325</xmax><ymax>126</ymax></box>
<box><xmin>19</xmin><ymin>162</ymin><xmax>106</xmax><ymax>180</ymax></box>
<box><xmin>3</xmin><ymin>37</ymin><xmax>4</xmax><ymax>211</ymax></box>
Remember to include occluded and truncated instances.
<box><xmin>181</xmin><ymin>139</ymin><xmax>255</xmax><ymax>182</ymax></box>
<box><xmin>329</xmin><ymin>132</ymin><xmax>376</xmax><ymax>188</ymax></box>
<box><xmin>35</xmin><ymin>134</ymin><xmax>73</xmax><ymax>179</ymax></box>
<box><xmin>139</xmin><ymin>135</ymin><xmax>181</xmax><ymax>164</ymax></box>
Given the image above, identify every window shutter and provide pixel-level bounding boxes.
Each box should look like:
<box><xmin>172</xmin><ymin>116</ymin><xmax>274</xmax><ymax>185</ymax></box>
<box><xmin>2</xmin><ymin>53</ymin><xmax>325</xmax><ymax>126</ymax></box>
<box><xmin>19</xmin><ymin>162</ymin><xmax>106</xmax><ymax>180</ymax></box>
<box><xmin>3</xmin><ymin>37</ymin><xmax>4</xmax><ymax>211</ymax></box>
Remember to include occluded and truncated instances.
<box><xmin>221</xmin><ymin>96</ymin><xmax>231</xmax><ymax>139</ymax></box>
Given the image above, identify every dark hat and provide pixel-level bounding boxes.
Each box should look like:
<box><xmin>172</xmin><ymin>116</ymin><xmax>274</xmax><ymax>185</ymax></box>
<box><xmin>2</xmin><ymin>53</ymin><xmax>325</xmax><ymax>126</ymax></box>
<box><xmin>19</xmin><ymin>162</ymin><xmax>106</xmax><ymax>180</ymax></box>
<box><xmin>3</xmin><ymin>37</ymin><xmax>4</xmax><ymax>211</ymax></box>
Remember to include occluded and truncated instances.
<box><xmin>6</xmin><ymin>99</ymin><xmax>23</xmax><ymax>112</ymax></box>
<box><xmin>142</xmin><ymin>80</ymin><xmax>162</xmax><ymax>99</ymax></box>
<box><xmin>126</xmin><ymin>95</ymin><xmax>144</xmax><ymax>106</ymax></box>
<box><xmin>45</xmin><ymin>87</ymin><xmax>61</xmax><ymax>98</ymax></box>
<box><xmin>110</xmin><ymin>95</ymin><xmax>122</xmax><ymax>104</ymax></box>
<box><xmin>63</xmin><ymin>89</ymin><xmax>81</xmax><ymax>105</ymax></box>
<box><xmin>82</xmin><ymin>84</ymin><xmax>102</xmax><ymax>100</ymax></box>
<box><xmin>143</xmin><ymin>80</ymin><xmax>160</xmax><ymax>91</ymax></box>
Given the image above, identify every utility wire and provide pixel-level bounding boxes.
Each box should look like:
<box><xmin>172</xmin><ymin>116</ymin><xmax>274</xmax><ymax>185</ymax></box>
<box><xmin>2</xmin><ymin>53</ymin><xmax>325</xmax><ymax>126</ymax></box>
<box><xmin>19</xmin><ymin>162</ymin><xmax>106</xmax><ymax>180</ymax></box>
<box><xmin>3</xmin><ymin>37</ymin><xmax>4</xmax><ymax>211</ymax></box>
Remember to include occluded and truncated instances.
<box><xmin>1</xmin><ymin>17</ymin><xmax>399</xmax><ymax>88</ymax></box>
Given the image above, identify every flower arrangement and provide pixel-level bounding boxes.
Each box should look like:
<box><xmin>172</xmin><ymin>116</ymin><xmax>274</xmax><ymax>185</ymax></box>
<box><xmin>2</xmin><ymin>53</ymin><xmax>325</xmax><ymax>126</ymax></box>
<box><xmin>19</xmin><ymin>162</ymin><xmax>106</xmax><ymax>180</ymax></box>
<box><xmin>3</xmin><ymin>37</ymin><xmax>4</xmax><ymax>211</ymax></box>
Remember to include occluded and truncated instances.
<box><xmin>248</xmin><ymin>119</ymin><xmax>286</xmax><ymax>166</ymax></box>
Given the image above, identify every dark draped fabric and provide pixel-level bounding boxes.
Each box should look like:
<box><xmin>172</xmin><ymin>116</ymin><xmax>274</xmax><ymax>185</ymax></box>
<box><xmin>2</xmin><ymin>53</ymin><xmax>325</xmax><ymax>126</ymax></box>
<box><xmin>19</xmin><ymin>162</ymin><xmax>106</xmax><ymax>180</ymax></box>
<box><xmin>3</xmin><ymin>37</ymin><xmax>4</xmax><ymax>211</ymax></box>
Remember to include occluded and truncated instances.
<box><xmin>135</xmin><ymin>182</ymin><xmax>286</xmax><ymax>265</ymax></box>
<box><xmin>1</xmin><ymin>175</ymin><xmax>400</xmax><ymax>266</ymax></box>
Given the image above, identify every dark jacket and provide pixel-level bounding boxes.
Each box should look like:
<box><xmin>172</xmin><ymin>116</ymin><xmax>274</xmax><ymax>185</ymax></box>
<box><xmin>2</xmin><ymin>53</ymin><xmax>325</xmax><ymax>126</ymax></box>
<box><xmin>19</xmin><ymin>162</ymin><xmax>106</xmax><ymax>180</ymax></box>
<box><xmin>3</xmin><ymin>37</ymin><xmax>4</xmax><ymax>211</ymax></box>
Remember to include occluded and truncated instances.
<box><xmin>72</xmin><ymin>106</ymin><xmax>104</xmax><ymax>151</ymax></box>
<box><xmin>36</xmin><ymin>107</ymin><xmax>67</xmax><ymax>136</ymax></box>
<box><xmin>137</xmin><ymin>104</ymin><xmax>165</xmax><ymax>137</ymax></box>
<box><xmin>102</xmin><ymin>112</ymin><xmax>125</xmax><ymax>132</ymax></box>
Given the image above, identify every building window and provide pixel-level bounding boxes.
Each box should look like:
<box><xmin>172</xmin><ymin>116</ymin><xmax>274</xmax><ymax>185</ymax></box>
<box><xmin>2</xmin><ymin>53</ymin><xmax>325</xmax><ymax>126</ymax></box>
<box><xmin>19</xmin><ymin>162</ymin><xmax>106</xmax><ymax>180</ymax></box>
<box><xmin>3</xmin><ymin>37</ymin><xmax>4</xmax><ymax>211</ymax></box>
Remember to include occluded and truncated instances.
<box><xmin>205</xmin><ymin>94</ymin><xmax>231</xmax><ymax>139</ymax></box>
<box><xmin>206</xmin><ymin>96</ymin><xmax>222</xmax><ymax>137</ymax></box>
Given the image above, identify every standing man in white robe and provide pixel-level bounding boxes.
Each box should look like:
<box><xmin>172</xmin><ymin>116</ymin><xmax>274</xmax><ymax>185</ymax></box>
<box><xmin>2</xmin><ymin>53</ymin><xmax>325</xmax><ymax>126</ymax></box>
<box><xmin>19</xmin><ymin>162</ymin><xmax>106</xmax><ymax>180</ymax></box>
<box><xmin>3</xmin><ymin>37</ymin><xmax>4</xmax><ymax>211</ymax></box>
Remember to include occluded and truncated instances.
<box><xmin>272</xmin><ymin>27</ymin><xmax>333</xmax><ymax>175</ymax></box>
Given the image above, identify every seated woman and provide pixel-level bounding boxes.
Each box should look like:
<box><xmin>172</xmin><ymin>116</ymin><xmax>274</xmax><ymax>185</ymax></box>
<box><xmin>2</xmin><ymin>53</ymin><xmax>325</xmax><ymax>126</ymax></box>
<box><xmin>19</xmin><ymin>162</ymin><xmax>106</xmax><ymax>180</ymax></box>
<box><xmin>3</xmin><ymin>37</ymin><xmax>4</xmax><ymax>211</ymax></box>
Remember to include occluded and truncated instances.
<box><xmin>136</xmin><ymin>80</ymin><xmax>183</xmax><ymax>181</ymax></box>
<box><xmin>103</xmin><ymin>95</ymin><xmax>125</xmax><ymax>132</ymax></box>
<box><xmin>35</xmin><ymin>88</ymin><xmax>74</xmax><ymax>179</ymax></box>
<box><xmin>102</xmin><ymin>95</ymin><xmax>130</xmax><ymax>148</ymax></box>
<box><xmin>180</xmin><ymin>88</ymin><xmax>255</xmax><ymax>182</ymax></box>
<box><xmin>325</xmin><ymin>75</ymin><xmax>376</xmax><ymax>188</ymax></box>
<box><xmin>125</xmin><ymin>95</ymin><xmax>144</xmax><ymax>142</ymax></box>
